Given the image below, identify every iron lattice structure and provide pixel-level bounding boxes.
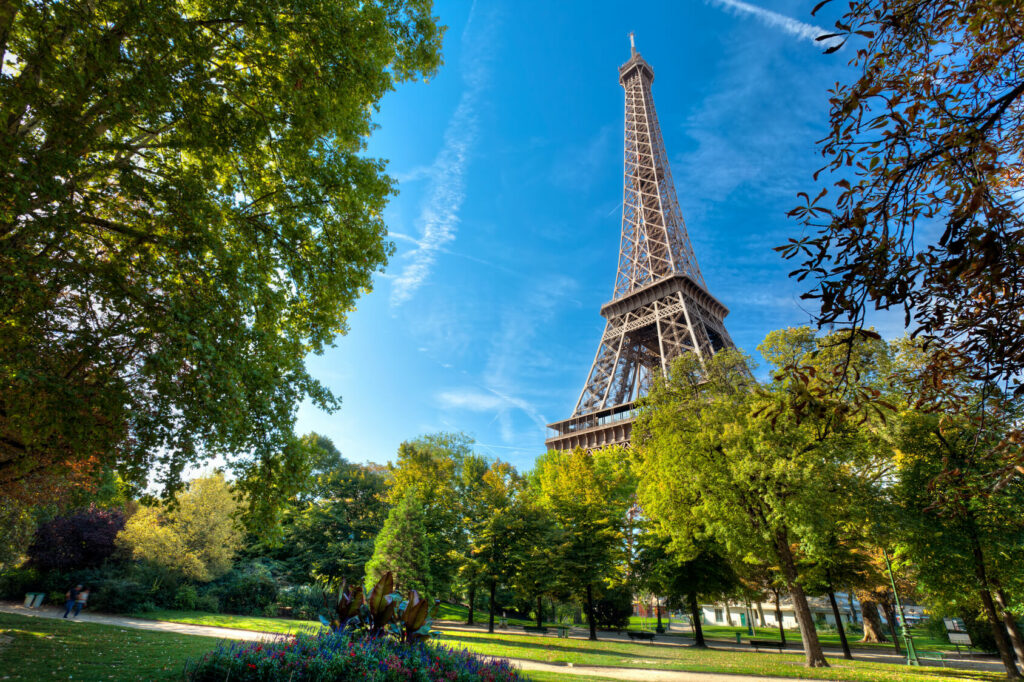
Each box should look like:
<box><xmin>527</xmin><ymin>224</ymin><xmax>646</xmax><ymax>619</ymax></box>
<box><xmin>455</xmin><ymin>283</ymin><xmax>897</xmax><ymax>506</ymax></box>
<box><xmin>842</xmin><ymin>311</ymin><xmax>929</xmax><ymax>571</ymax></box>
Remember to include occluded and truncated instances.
<box><xmin>546</xmin><ymin>38</ymin><xmax>734</xmax><ymax>452</ymax></box>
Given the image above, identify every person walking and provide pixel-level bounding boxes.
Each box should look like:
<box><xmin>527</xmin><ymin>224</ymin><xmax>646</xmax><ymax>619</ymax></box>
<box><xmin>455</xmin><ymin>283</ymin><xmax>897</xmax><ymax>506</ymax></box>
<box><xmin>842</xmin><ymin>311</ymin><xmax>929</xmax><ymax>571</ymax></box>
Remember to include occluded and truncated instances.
<box><xmin>63</xmin><ymin>585</ymin><xmax>82</xmax><ymax>618</ymax></box>
<box><xmin>69</xmin><ymin>587</ymin><xmax>90</xmax><ymax>618</ymax></box>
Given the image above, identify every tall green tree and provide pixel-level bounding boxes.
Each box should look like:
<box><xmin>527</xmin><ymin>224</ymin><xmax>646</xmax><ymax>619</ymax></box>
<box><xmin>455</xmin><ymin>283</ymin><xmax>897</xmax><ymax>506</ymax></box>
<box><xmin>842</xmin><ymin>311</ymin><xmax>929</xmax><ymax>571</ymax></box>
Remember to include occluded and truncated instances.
<box><xmin>255</xmin><ymin>457</ymin><xmax>388</xmax><ymax>585</ymax></box>
<box><xmin>533</xmin><ymin>446</ymin><xmax>635</xmax><ymax>641</ymax></box>
<box><xmin>0</xmin><ymin>0</ymin><xmax>443</xmax><ymax>510</ymax></box>
<box><xmin>385</xmin><ymin>432</ymin><xmax>477</xmax><ymax>599</ymax></box>
<box><xmin>885</xmin><ymin>348</ymin><xmax>1024</xmax><ymax>678</ymax></box>
<box><xmin>633</xmin><ymin>332</ymin><xmax>885</xmax><ymax>668</ymax></box>
<box><xmin>365</xmin><ymin>488</ymin><xmax>431</xmax><ymax>596</ymax></box>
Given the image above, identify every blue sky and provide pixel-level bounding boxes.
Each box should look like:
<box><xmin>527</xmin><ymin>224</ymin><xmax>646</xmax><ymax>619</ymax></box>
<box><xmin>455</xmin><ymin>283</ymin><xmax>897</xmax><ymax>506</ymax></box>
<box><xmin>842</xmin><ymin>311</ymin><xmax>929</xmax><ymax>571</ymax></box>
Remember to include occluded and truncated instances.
<box><xmin>296</xmin><ymin>0</ymin><xmax>886</xmax><ymax>471</ymax></box>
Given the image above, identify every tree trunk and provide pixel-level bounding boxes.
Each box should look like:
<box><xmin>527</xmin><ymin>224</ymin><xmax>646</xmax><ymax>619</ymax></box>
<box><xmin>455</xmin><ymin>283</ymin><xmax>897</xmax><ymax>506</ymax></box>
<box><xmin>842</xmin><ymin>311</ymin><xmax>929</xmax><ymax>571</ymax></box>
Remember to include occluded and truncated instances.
<box><xmin>845</xmin><ymin>589</ymin><xmax>857</xmax><ymax>624</ymax></box>
<box><xmin>586</xmin><ymin>583</ymin><xmax>598</xmax><ymax>641</ymax></box>
<box><xmin>487</xmin><ymin>579</ymin><xmax>496</xmax><ymax>634</ymax></box>
<box><xmin>776</xmin><ymin>532</ymin><xmax>827</xmax><ymax>667</ymax></box>
<box><xmin>858</xmin><ymin>596</ymin><xmax>887</xmax><ymax>642</ymax></box>
<box><xmin>724</xmin><ymin>602</ymin><xmax>733</xmax><ymax>627</ymax></box>
<box><xmin>880</xmin><ymin>598</ymin><xmax>902</xmax><ymax>655</ymax></box>
<box><xmin>536</xmin><ymin>594</ymin><xmax>543</xmax><ymax>629</ymax></box>
<box><xmin>467</xmin><ymin>584</ymin><xmax>475</xmax><ymax>626</ymax></box>
<box><xmin>773</xmin><ymin>588</ymin><xmax>786</xmax><ymax>645</ymax></box>
<box><xmin>993</xmin><ymin>584</ymin><xmax>1024</xmax><ymax>663</ymax></box>
<box><xmin>827</xmin><ymin>588</ymin><xmax>853</xmax><ymax>660</ymax></box>
<box><xmin>968</xmin><ymin>535</ymin><xmax>1021</xmax><ymax>678</ymax></box>
<box><xmin>688</xmin><ymin>592</ymin><xmax>706</xmax><ymax>648</ymax></box>
<box><xmin>756</xmin><ymin>600</ymin><xmax>766</xmax><ymax>627</ymax></box>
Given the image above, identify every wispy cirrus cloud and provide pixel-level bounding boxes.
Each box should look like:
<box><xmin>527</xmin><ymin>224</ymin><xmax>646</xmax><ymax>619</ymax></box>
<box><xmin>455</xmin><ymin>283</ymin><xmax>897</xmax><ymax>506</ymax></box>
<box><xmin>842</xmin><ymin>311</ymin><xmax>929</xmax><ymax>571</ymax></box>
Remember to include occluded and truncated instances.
<box><xmin>705</xmin><ymin>0</ymin><xmax>842</xmax><ymax>47</ymax></box>
<box><xmin>389</xmin><ymin>5</ymin><xmax>498</xmax><ymax>306</ymax></box>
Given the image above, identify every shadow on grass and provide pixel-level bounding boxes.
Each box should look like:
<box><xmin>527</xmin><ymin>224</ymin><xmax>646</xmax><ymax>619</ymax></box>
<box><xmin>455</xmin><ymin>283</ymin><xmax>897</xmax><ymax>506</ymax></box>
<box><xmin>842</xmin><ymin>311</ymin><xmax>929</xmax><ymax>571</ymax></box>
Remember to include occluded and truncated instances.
<box><xmin>438</xmin><ymin>632</ymin><xmax>680</xmax><ymax>664</ymax></box>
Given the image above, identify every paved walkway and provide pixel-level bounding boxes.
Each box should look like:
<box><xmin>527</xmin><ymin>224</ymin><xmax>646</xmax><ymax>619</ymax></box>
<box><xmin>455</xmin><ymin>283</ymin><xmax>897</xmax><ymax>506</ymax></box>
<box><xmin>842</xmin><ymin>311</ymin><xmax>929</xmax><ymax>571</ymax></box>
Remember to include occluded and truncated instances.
<box><xmin>0</xmin><ymin>603</ymin><xmax>1003</xmax><ymax>680</ymax></box>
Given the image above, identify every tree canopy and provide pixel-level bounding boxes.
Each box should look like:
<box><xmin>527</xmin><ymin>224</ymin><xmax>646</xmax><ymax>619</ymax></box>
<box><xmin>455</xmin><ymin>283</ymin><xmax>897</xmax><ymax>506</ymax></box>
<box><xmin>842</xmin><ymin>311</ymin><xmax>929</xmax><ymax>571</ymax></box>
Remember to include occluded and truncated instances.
<box><xmin>0</xmin><ymin>0</ymin><xmax>444</xmax><ymax>510</ymax></box>
<box><xmin>781</xmin><ymin>0</ymin><xmax>1024</xmax><ymax>407</ymax></box>
<box><xmin>117</xmin><ymin>473</ymin><xmax>243</xmax><ymax>582</ymax></box>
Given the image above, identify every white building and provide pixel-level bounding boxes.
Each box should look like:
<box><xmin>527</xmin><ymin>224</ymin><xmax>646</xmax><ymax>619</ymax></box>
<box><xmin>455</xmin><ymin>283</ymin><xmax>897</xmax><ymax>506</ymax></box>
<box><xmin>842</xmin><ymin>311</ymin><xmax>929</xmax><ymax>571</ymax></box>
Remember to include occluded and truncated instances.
<box><xmin>698</xmin><ymin>595</ymin><xmax>925</xmax><ymax>629</ymax></box>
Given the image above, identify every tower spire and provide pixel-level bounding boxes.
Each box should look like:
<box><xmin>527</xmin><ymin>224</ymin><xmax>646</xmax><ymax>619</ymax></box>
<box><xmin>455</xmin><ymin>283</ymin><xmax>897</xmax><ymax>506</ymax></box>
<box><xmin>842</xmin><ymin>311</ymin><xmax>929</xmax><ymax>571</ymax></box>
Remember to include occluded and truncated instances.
<box><xmin>545</xmin><ymin>44</ymin><xmax>735</xmax><ymax>452</ymax></box>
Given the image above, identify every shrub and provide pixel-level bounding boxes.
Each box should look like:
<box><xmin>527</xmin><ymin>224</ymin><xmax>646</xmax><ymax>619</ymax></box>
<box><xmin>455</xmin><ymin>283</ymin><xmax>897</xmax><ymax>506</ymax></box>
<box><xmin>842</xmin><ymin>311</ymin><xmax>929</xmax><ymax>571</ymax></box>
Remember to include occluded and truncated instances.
<box><xmin>184</xmin><ymin>631</ymin><xmax>525</xmax><ymax>681</ymax></box>
<box><xmin>195</xmin><ymin>594</ymin><xmax>220</xmax><ymax>613</ymax></box>
<box><xmin>86</xmin><ymin>578</ymin><xmax>148</xmax><ymax>614</ymax></box>
<box><xmin>0</xmin><ymin>567</ymin><xmax>41</xmax><ymax>600</ymax></box>
<box><xmin>276</xmin><ymin>584</ymin><xmax>325</xmax><ymax>620</ymax></box>
<box><xmin>27</xmin><ymin>506</ymin><xmax>125</xmax><ymax>572</ymax></box>
<box><xmin>210</xmin><ymin>562</ymin><xmax>278</xmax><ymax>615</ymax></box>
<box><xmin>175</xmin><ymin>584</ymin><xmax>199</xmax><ymax>610</ymax></box>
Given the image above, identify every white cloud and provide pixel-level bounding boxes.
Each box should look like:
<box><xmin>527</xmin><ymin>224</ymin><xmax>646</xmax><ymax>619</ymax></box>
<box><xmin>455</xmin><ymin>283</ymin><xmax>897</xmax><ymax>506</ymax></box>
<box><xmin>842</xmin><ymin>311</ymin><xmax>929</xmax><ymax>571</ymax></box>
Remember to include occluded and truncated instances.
<box><xmin>706</xmin><ymin>0</ymin><xmax>842</xmax><ymax>47</ymax></box>
<box><xmin>390</xmin><ymin>6</ymin><xmax>498</xmax><ymax>306</ymax></box>
<box><xmin>437</xmin><ymin>389</ymin><xmax>506</xmax><ymax>412</ymax></box>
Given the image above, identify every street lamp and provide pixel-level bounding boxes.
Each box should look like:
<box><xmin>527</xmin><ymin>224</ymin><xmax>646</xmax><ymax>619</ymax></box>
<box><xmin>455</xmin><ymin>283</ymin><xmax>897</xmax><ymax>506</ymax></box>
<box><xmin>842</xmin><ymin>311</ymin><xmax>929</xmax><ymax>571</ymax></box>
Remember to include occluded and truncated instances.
<box><xmin>882</xmin><ymin>548</ymin><xmax>920</xmax><ymax>666</ymax></box>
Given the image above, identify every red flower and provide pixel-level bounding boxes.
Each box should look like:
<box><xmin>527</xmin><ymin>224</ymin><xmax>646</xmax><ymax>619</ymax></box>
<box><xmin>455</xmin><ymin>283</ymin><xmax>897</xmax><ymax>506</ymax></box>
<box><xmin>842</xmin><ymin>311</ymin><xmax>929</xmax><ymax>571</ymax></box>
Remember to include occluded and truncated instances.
<box><xmin>248</xmin><ymin>663</ymin><xmax>257</xmax><ymax>669</ymax></box>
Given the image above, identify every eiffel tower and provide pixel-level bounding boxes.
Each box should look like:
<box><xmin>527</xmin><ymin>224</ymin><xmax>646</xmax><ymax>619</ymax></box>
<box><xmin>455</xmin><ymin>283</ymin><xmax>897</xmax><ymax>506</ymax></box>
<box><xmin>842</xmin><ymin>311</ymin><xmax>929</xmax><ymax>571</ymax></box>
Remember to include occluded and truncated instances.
<box><xmin>545</xmin><ymin>36</ymin><xmax>734</xmax><ymax>452</ymax></box>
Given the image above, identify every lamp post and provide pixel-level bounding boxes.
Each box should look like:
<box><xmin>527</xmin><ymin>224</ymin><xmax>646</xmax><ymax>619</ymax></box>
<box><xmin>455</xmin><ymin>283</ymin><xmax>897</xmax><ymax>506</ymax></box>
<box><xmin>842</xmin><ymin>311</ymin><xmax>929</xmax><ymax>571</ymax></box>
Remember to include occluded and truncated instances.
<box><xmin>882</xmin><ymin>548</ymin><xmax>920</xmax><ymax>666</ymax></box>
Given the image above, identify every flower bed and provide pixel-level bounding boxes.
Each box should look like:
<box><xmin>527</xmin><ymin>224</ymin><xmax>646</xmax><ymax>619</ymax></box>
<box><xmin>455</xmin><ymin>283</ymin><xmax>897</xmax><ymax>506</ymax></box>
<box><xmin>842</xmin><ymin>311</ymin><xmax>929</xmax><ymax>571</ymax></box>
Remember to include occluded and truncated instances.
<box><xmin>184</xmin><ymin>630</ymin><xmax>525</xmax><ymax>681</ymax></box>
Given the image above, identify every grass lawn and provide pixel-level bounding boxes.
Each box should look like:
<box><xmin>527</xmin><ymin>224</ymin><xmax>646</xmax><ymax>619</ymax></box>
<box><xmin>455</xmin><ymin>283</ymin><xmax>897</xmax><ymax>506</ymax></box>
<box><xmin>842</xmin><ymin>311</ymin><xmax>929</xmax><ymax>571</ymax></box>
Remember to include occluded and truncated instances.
<box><xmin>436</xmin><ymin>629</ymin><xmax>1001</xmax><ymax>682</ymax></box>
<box><xmin>0</xmin><ymin>612</ymin><xmax>215</xmax><ymax>681</ymax></box>
<box><xmin>687</xmin><ymin>623</ymin><xmax>955</xmax><ymax>652</ymax></box>
<box><xmin>434</xmin><ymin>602</ymin><xmax>561</xmax><ymax>628</ymax></box>
<box><xmin>136</xmin><ymin>608</ymin><xmax>324</xmax><ymax>635</ymax></box>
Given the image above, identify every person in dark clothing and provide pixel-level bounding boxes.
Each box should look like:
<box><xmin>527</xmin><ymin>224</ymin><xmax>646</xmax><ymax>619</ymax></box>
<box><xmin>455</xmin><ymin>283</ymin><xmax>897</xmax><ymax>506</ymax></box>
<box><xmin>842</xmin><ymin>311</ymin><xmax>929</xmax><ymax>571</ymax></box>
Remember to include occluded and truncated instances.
<box><xmin>63</xmin><ymin>585</ymin><xmax>82</xmax><ymax>618</ymax></box>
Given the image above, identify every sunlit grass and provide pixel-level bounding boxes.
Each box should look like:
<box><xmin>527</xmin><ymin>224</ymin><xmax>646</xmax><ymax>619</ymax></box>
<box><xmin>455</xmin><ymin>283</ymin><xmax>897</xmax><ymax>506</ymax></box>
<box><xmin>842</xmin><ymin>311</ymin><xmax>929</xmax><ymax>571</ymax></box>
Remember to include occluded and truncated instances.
<box><xmin>135</xmin><ymin>608</ymin><xmax>323</xmax><ymax>635</ymax></box>
<box><xmin>0</xmin><ymin>613</ymin><xmax>214</xmax><ymax>682</ymax></box>
<box><xmin>437</xmin><ymin>629</ymin><xmax>999</xmax><ymax>682</ymax></box>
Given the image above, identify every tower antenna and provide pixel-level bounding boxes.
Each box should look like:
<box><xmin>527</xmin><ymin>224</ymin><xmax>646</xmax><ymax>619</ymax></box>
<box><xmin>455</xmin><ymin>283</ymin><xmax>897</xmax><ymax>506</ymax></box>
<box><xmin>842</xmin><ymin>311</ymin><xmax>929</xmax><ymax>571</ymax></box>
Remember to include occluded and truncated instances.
<box><xmin>629</xmin><ymin>32</ymin><xmax>636</xmax><ymax>55</ymax></box>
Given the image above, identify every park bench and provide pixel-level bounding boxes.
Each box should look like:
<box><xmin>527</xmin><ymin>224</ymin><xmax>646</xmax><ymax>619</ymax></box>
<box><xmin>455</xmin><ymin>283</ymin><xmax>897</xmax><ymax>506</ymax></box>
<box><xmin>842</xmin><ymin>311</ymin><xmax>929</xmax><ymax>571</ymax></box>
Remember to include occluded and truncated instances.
<box><xmin>627</xmin><ymin>630</ymin><xmax>656</xmax><ymax>641</ymax></box>
<box><xmin>749</xmin><ymin>639</ymin><xmax>787</xmax><ymax>652</ymax></box>
<box><xmin>522</xmin><ymin>625</ymin><xmax>549</xmax><ymax>634</ymax></box>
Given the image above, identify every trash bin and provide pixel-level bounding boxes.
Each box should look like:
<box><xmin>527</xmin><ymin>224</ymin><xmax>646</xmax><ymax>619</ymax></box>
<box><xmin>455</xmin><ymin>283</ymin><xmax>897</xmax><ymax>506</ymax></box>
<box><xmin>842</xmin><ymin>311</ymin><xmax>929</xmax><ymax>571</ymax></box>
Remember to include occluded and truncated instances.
<box><xmin>31</xmin><ymin>593</ymin><xmax>45</xmax><ymax>607</ymax></box>
<box><xmin>23</xmin><ymin>593</ymin><xmax>35</xmax><ymax>607</ymax></box>
<box><xmin>23</xmin><ymin>592</ymin><xmax>44</xmax><ymax>608</ymax></box>
<box><xmin>735</xmin><ymin>632</ymin><xmax>742</xmax><ymax>645</ymax></box>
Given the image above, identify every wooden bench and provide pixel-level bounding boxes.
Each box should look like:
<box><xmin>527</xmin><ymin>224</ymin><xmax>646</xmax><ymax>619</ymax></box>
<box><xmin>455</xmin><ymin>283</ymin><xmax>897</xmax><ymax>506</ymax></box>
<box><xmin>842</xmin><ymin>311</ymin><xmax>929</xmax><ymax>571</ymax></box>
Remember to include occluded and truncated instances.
<box><xmin>627</xmin><ymin>630</ymin><xmax>656</xmax><ymax>641</ymax></box>
<box><xmin>749</xmin><ymin>639</ymin><xmax>787</xmax><ymax>652</ymax></box>
<box><xmin>522</xmin><ymin>625</ymin><xmax>549</xmax><ymax>634</ymax></box>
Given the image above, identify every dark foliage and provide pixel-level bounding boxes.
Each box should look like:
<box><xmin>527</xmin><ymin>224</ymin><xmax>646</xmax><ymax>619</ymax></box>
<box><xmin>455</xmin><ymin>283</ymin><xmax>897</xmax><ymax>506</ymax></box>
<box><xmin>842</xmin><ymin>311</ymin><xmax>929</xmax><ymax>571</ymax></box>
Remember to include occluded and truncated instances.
<box><xmin>27</xmin><ymin>506</ymin><xmax>125</xmax><ymax>572</ymax></box>
<box><xmin>592</xmin><ymin>585</ymin><xmax>633</xmax><ymax>630</ymax></box>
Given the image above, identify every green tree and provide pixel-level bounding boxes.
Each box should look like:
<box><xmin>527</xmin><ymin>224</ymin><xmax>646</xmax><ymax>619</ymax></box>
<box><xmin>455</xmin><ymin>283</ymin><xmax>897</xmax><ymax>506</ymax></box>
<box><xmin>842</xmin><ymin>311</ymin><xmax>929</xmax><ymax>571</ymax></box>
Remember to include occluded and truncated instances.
<box><xmin>782</xmin><ymin>0</ymin><xmax>1024</xmax><ymax>405</ymax></box>
<box><xmin>633</xmin><ymin>333</ymin><xmax>885</xmax><ymax>668</ymax></box>
<box><xmin>0</xmin><ymin>500</ymin><xmax>36</xmax><ymax>571</ymax></box>
<box><xmin>365</xmin><ymin>488</ymin><xmax>431</xmax><ymax>595</ymax></box>
<box><xmin>633</xmin><ymin>530</ymin><xmax>738</xmax><ymax>647</ymax></box>
<box><xmin>510</xmin><ymin>499</ymin><xmax>560</xmax><ymax>629</ymax></box>
<box><xmin>533</xmin><ymin>446</ymin><xmax>635</xmax><ymax>641</ymax></box>
<box><xmin>0</xmin><ymin>0</ymin><xmax>443</xmax><ymax>509</ymax></box>
<box><xmin>254</xmin><ymin>457</ymin><xmax>388</xmax><ymax>585</ymax></box>
<box><xmin>385</xmin><ymin>433</ymin><xmax>476</xmax><ymax>599</ymax></box>
<box><xmin>885</xmin><ymin>372</ymin><xmax>1024</xmax><ymax>678</ymax></box>
<box><xmin>117</xmin><ymin>473</ymin><xmax>242</xmax><ymax>581</ymax></box>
